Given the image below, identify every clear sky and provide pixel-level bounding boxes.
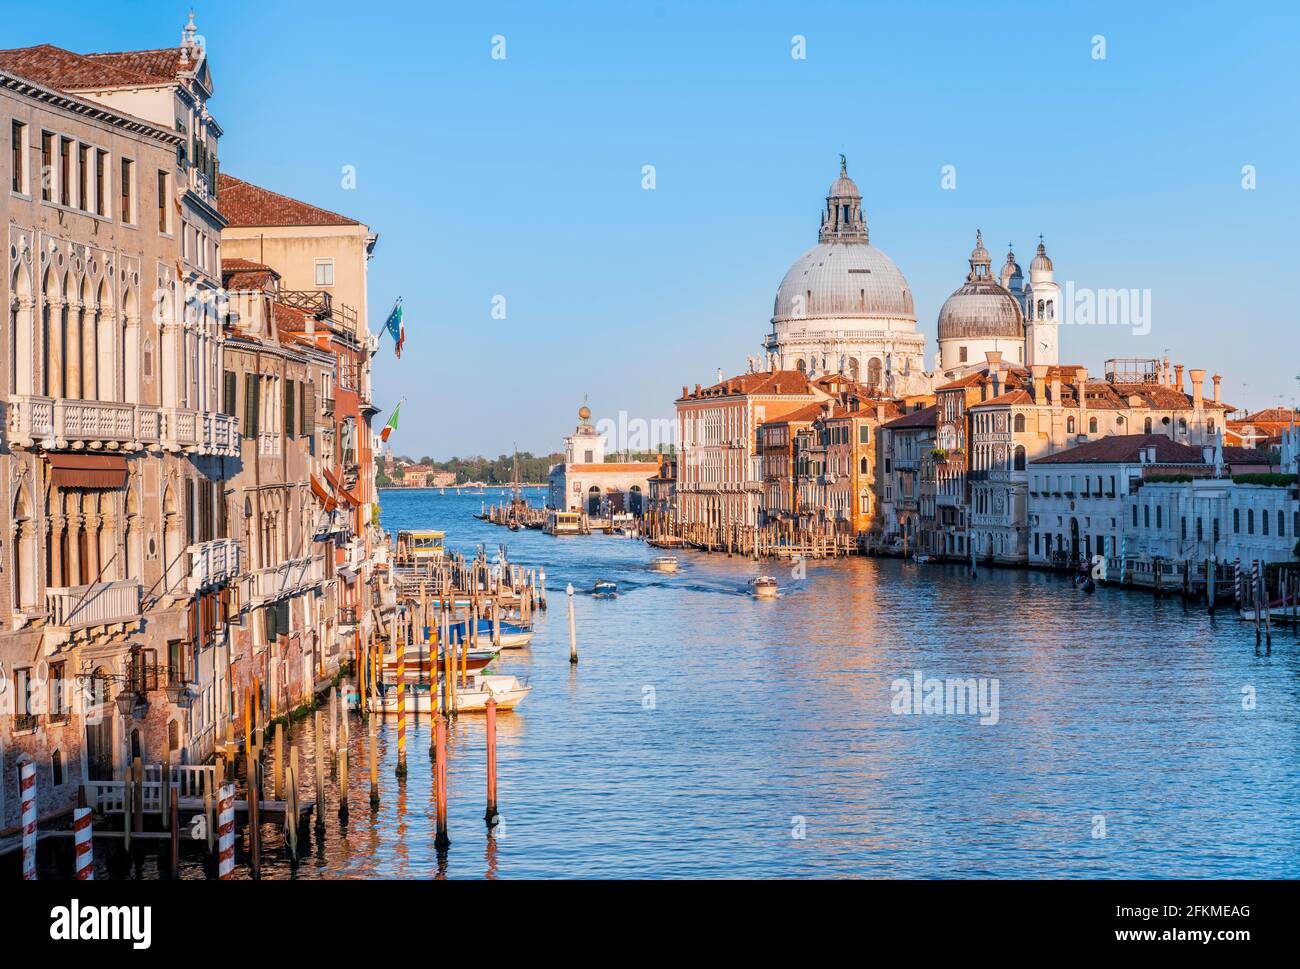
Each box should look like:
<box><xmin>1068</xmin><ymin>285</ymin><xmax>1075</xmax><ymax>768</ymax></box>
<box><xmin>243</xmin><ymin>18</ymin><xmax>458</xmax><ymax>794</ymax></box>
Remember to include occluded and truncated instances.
<box><xmin>14</xmin><ymin>1</ymin><xmax>1300</xmax><ymax>457</ymax></box>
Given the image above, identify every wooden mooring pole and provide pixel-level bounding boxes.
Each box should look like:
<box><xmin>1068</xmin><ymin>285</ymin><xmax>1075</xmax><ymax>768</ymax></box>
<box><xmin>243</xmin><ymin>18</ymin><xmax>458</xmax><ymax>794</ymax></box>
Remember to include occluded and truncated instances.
<box><xmin>434</xmin><ymin>714</ymin><xmax>450</xmax><ymax>850</ymax></box>
<box><xmin>485</xmin><ymin>697</ymin><xmax>499</xmax><ymax>827</ymax></box>
<box><xmin>567</xmin><ymin>583</ymin><xmax>578</xmax><ymax>664</ymax></box>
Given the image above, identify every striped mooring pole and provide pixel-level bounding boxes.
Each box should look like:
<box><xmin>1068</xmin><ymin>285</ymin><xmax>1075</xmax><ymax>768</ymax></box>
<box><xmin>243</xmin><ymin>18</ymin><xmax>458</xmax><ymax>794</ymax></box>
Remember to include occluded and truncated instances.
<box><xmin>396</xmin><ymin>631</ymin><xmax>407</xmax><ymax>777</ymax></box>
<box><xmin>73</xmin><ymin>806</ymin><xmax>94</xmax><ymax>880</ymax></box>
<box><xmin>217</xmin><ymin>783</ymin><xmax>236</xmax><ymax>880</ymax></box>
<box><xmin>20</xmin><ymin>760</ymin><xmax>37</xmax><ymax>880</ymax></box>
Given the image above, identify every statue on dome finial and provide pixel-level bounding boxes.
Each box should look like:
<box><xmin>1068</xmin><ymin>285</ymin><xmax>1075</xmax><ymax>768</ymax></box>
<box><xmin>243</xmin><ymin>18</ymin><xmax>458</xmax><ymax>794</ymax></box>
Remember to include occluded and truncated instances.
<box><xmin>839</xmin><ymin>153</ymin><xmax>847</xmax><ymax>175</ymax></box>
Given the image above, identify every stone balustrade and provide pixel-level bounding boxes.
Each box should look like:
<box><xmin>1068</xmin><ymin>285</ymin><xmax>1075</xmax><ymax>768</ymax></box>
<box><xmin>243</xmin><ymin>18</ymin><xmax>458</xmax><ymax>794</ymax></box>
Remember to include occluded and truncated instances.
<box><xmin>7</xmin><ymin>394</ymin><xmax>238</xmax><ymax>456</ymax></box>
<box><xmin>45</xmin><ymin>579</ymin><xmax>142</xmax><ymax>629</ymax></box>
<box><xmin>187</xmin><ymin>537</ymin><xmax>242</xmax><ymax>592</ymax></box>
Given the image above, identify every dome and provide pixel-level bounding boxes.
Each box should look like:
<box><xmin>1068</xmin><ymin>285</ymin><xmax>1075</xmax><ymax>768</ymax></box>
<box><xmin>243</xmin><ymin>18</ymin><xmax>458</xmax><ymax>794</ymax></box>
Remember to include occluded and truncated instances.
<box><xmin>1030</xmin><ymin>238</ymin><xmax>1053</xmax><ymax>273</ymax></box>
<box><xmin>937</xmin><ymin>230</ymin><xmax>1024</xmax><ymax>340</ymax></box>
<box><xmin>773</xmin><ymin>242</ymin><xmax>916</xmax><ymax>323</ymax></box>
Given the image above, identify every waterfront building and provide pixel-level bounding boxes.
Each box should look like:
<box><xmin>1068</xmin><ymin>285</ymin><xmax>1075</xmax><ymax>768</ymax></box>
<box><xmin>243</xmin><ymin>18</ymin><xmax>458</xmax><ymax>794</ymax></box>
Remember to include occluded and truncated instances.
<box><xmin>794</xmin><ymin>395</ymin><xmax>903</xmax><ymax>537</ymax></box>
<box><xmin>1027</xmin><ymin>434</ymin><xmax>1283</xmax><ymax>573</ymax></box>
<box><xmin>756</xmin><ymin>400</ymin><xmax>825</xmax><ymax>528</ymax></box>
<box><xmin>763</xmin><ymin>159</ymin><xmax>930</xmax><ymax>395</ymax></box>
<box><xmin>0</xmin><ymin>20</ymin><xmax>240</xmax><ymax>829</ymax></box>
<box><xmin>220</xmin><ymin>258</ymin><xmax>339</xmax><ymax>718</ymax></box>
<box><xmin>547</xmin><ymin>404</ymin><xmax>658</xmax><ymax>516</ymax></box>
<box><xmin>644</xmin><ymin>454</ymin><xmax>677</xmax><ymax>535</ymax></box>
<box><xmin>1226</xmin><ymin>407</ymin><xmax>1300</xmax><ymax>449</ymax></box>
<box><xmin>877</xmin><ymin>404</ymin><xmax>939</xmax><ymax>551</ymax></box>
<box><xmin>957</xmin><ymin>357</ymin><xmax>1234</xmax><ymax>563</ymax></box>
<box><xmin>217</xmin><ymin>176</ymin><xmax>382</xmax><ymax>683</ymax></box>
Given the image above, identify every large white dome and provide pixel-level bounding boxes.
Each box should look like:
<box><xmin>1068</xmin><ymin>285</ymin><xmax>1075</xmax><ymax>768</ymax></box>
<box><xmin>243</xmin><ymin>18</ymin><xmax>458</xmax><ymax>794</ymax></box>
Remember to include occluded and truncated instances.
<box><xmin>773</xmin><ymin>241</ymin><xmax>916</xmax><ymax>324</ymax></box>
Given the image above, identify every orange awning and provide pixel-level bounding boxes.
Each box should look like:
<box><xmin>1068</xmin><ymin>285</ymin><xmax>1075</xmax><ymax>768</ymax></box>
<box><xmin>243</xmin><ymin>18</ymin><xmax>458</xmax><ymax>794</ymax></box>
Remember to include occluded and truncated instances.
<box><xmin>310</xmin><ymin>474</ymin><xmax>338</xmax><ymax>512</ymax></box>
<box><xmin>322</xmin><ymin>467</ymin><xmax>343</xmax><ymax>491</ymax></box>
<box><xmin>47</xmin><ymin>454</ymin><xmax>128</xmax><ymax>489</ymax></box>
<box><xmin>338</xmin><ymin>485</ymin><xmax>361</xmax><ymax>508</ymax></box>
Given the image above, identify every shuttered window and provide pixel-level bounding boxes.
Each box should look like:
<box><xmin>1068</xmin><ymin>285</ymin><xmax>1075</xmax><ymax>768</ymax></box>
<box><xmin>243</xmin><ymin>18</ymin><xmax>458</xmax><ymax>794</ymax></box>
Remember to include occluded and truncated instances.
<box><xmin>243</xmin><ymin>373</ymin><xmax>260</xmax><ymax>438</ymax></box>
<box><xmin>302</xmin><ymin>382</ymin><xmax>315</xmax><ymax>437</ymax></box>
<box><xmin>285</xmin><ymin>379</ymin><xmax>296</xmax><ymax>438</ymax></box>
<box><xmin>223</xmin><ymin>370</ymin><xmax>237</xmax><ymax>417</ymax></box>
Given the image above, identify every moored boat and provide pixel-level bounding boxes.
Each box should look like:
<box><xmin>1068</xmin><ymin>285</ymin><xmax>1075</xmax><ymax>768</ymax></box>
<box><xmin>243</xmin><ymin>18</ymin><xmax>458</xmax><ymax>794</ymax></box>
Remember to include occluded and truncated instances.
<box><xmin>369</xmin><ymin>673</ymin><xmax>531</xmax><ymax>714</ymax></box>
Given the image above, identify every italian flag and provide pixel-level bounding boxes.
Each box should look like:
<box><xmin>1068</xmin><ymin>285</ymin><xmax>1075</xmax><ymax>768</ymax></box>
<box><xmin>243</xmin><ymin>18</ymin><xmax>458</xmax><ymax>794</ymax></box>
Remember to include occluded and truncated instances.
<box><xmin>381</xmin><ymin>401</ymin><xmax>402</xmax><ymax>442</ymax></box>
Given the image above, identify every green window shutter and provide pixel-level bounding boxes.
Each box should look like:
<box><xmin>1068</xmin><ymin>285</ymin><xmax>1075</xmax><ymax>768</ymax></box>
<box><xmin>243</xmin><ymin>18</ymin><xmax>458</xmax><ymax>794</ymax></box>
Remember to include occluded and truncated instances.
<box><xmin>223</xmin><ymin>370</ymin><xmax>236</xmax><ymax>417</ymax></box>
<box><xmin>284</xmin><ymin>379</ymin><xmax>296</xmax><ymax>438</ymax></box>
<box><xmin>242</xmin><ymin>372</ymin><xmax>255</xmax><ymax>439</ymax></box>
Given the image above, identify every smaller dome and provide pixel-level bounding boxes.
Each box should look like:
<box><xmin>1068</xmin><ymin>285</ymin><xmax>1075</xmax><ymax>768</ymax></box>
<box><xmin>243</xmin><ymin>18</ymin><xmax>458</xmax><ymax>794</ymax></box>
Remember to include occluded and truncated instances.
<box><xmin>938</xmin><ymin>231</ymin><xmax>1024</xmax><ymax>341</ymax></box>
<box><xmin>1030</xmin><ymin>238</ymin><xmax>1053</xmax><ymax>273</ymax></box>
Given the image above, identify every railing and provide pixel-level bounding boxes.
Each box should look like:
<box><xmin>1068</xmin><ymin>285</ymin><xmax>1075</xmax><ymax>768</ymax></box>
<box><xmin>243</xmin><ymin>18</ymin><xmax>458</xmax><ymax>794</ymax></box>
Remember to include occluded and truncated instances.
<box><xmin>188</xmin><ymin>537</ymin><xmax>242</xmax><ymax>591</ymax></box>
<box><xmin>163</xmin><ymin>407</ymin><xmax>200</xmax><ymax>451</ymax></box>
<box><xmin>246</xmin><ymin>555</ymin><xmax>325</xmax><ymax>604</ymax></box>
<box><xmin>45</xmin><ymin>580</ymin><xmax>142</xmax><ymax>629</ymax></box>
<box><xmin>202</xmin><ymin>412</ymin><xmax>240</xmax><ymax>456</ymax></box>
<box><xmin>279</xmin><ymin>290</ymin><xmax>358</xmax><ymax>330</ymax></box>
<box><xmin>7</xmin><ymin>395</ymin><xmax>170</xmax><ymax>450</ymax></box>
<box><xmin>258</xmin><ymin>430</ymin><xmax>281</xmax><ymax>456</ymax></box>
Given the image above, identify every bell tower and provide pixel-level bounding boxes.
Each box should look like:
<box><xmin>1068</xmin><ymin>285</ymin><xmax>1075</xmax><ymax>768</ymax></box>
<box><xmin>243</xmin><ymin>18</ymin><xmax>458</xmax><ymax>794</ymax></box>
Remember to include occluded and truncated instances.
<box><xmin>1025</xmin><ymin>237</ymin><xmax>1060</xmax><ymax>368</ymax></box>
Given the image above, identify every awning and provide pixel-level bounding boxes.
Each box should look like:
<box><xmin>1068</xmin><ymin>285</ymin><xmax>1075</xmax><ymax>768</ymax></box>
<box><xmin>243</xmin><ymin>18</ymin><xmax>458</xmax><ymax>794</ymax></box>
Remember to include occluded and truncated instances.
<box><xmin>322</xmin><ymin>467</ymin><xmax>343</xmax><ymax>491</ymax></box>
<box><xmin>338</xmin><ymin>485</ymin><xmax>361</xmax><ymax>507</ymax></box>
<box><xmin>310</xmin><ymin>474</ymin><xmax>338</xmax><ymax>512</ymax></box>
<box><xmin>47</xmin><ymin>454</ymin><xmax>128</xmax><ymax>489</ymax></box>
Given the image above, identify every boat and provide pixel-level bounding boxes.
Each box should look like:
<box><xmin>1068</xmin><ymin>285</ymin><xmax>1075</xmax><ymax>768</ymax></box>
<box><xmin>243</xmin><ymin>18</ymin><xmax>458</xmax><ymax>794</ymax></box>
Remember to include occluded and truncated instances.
<box><xmin>394</xmin><ymin>529</ymin><xmax>446</xmax><ymax>567</ymax></box>
<box><xmin>448</xmin><ymin>616</ymin><xmax>535</xmax><ymax>649</ymax></box>
<box><xmin>592</xmin><ymin>579</ymin><xmax>618</xmax><ymax>597</ymax></box>
<box><xmin>1081</xmin><ymin>577</ymin><xmax>1096</xmax><ymax>594</ymax></box>
<box><xmin>369</xmin><ymin>673</ymin><xmax>531</xmax><ymax>714</ymax></box>
<box><xmin>649</xmin><ymin>556</ymin><xmax>679</xmax><ymax>573</ymax></box>
<box><xmin>748</xmin><ymin>576</ymin><xmax>779</xmax><ymax>599</ymax></box>
<box><xmin>508</xmin><ymin>521</ymin><xmax>521</xmax><ymax>531</ymax></box>
<box><xmin>381</xmin><ymin>647</ymin><xmax>499</xmax><ymax>682</ymax></box>
<box><xmin>913</xmin><ymin>553</ymin><xmax>932</xmax><ymax>564</ymax></box>
<box><xmin>544</xmin><ymin>510</ymin><xmax>586</xmax><ymax>535</ymax></box>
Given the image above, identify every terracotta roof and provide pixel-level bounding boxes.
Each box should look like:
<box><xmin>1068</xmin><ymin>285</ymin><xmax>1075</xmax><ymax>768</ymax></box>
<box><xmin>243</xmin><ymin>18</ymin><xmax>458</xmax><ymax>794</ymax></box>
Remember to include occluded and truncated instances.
<box><xmin>221</xmin><ymin>257</ymin><xmax>280</xmax><ymax>292</ymax></box>
<box><xmin>217</xmin><ymin>173</ymin><xmax>361</xmax><ymax>227</ymax></box>
<box><xmin>678</xmin><ymin>369</ymin><xmax>822</xmax><ymax>401</ymax></box>
<box><xmin>0</xmin><ymin>43</ymin><xmax>191</xmax><ymax>90</ymax></box>
<box><xmin>1031</xmin><ymin>434</ymin><xmax>1206</xmax><ymax>465</ymax></box>
<box><xmin>972</xmin><ymin>389</ymin><xmax>1033</xmax><ymax>408</ymax></box>
<box><xmin>882</xmin><ymin>404</ymin><xmax>939</xmax><ymax>430</ymax></box>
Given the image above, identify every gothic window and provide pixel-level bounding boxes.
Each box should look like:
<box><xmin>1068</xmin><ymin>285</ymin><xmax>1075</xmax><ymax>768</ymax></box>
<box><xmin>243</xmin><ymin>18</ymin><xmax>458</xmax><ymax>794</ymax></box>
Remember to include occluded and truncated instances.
<box><xmin>1089</xmin><ymin>417</ymin><xmax>1098</xmax><ymax>434</ymax></box>
<box><xmin>1013</xmin><ymin>446</ymin><xmax>1026</xmax><ymax>471</ymax></box>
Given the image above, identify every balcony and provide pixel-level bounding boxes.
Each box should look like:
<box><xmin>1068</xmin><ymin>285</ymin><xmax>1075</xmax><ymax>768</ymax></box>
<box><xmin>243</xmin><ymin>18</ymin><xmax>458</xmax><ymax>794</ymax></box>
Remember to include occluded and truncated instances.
<box><xmin>45</xmin><ymin>580</ymin><xmax>142</xmax><ymax>632</ymax></box>
<box><xmin>188</xmin><ymin>538</ymin><xmax>242</xmax><ymax>591</ymax></box>
<box><xmin>245</xmin><ymin>555</ymin><xmax>325</xmax><ymax>605</ymax></box>
<box><xmin>162</xmin><ymin>407</ymin><xmax>199</xmax><ymax>451</ymax></box>
<box><xmin>201</xmin><ymin>413</ymin><xmax>240</xmax><ymax>457</ymax></box>
<box><xmin>258</xmin><ymin>431</ymin><xmax>281</xmax><ymax>457</ymax></box>
<box><xmin>7</xmin><ymin>395</ymin><xmax>165</xmax><ymax>451</ymax></box>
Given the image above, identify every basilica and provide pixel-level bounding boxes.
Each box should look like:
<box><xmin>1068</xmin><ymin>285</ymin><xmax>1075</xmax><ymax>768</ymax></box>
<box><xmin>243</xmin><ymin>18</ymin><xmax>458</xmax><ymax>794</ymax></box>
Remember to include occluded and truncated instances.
<box><xmin>762</xmin><ymin>158</ymin><xmax>1060</xmax><ymax>389</ymax></box>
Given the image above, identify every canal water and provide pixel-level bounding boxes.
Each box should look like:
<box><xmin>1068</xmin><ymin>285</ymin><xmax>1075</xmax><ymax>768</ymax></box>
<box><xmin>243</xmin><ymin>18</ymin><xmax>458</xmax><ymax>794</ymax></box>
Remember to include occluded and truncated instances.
<box><xmin>62</xmin><ymin>489</ymin><xmax>1300</xmax><ymax>878</ymax></box>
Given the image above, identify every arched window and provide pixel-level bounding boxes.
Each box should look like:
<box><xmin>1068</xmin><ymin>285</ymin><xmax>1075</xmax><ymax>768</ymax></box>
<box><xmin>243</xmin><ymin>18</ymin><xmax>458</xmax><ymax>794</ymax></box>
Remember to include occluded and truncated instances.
<box><xmin>1013</xmin><ymin>413</ymin><xmax>1025</xmax><ymax>433</ymax></box>
<box><xmin>1045</xmin><ymin>300</ymin><xmax>1054</xmax><ymax>319</ymax></box>
<box><xmin>1088</xmin><ymin>417</ymin><xmax>1098</xmax><ymax>434</ymax></box>
<box><xmin>1144</xmin><ymin>417</ymin><xmax>1152</xmax><ymax>433</ymax></box>
<box><xmin>866</xmin><ymin>357</ymin><xmax>882</xmax><ymax>390</ymax></box>
<box><xmin>796</xmin><ymin>358</ymin><xmax>806</xmax><ymax>374</ymax></box>
<box><xmin>1067</xmin><ymin>416</ymin><xmax>1076</xmax><ymax>434</ymax></box>
<box><xmin>1013</xmin><ymin>446</ymin><xmax>1026</xmax><ymax>471</ymax></box>
<box><xmin>51</xmin><ymin>750</ymin><xmax>64</xmax><ymax>786</ymax></box>
<box><xmin>859</xmin><ymin>456</ymin><xmax>868</xmax><ymax>475</ymax></box>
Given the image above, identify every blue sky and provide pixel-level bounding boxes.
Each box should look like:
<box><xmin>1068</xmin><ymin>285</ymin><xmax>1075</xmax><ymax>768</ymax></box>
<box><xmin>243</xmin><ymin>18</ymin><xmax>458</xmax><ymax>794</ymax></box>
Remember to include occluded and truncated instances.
<box><xmin>15</xmin><ymin>1</ymin><xmax>1300</xmax><ymax>457</ymax></box>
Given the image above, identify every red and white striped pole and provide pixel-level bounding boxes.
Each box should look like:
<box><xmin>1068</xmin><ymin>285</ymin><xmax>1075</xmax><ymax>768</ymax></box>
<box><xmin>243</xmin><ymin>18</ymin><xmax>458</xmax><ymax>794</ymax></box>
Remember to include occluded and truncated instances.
<box><xmin>72</xmin><ymin>806</ymin><xmax>94</xmax><ymax>880</ymax></box>
<box><xmin>20</xmin><ymin>760</ymin><xmax>37</xmax><ymax>880</ymax></box>
<box><xmin>217</xmin><ymin>783</ymin><xmax>236</xmax><ymax>880</ymax></box>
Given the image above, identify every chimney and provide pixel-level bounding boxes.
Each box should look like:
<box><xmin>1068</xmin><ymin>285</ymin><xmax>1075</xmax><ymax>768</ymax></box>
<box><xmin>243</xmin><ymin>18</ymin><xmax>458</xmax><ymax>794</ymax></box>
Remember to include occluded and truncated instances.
<box><xmin>1212</xmin><ymin>373</ymin><xmax>1222</xmax><ymax>404</ymax></box>
<box><xmin>717</xmin><ymin>368</ymin><xmax>724</xmax><ymax>383</ymax></box>
<box><xmin>1190</xmin><ymin>368</ymin><xmax>1205</xmax><ymax>411</ymax></box>
<box><xmin>1031</xmin><ymin>364</ymin><xmax>1049</xmax><ymax>404</ymax></box>
<box><xmin>1174</xmin><ymin>364</ymin><xmax>1184</xmax><ymax>392</ymax></box>
<box><xmin>1163</xmin><ymin>356</ymin><xmax>1172</xmax><ymax>386</ymax></box>
<box><xmin>694</xmin><ymin>383</ymin><xmax>701</xmax><ymax>397</ymax></box>
<box><xmin>1076</xmin><ymin>367</ymin><xmax>1089</xmax><ymax>433</ymax></box>
<box><xmin>682</xmin><ymin>385</ymin><xmax>689</xmax><ymax>399</ymax></box>
<box><xmin>1050</xmin><ymin>372</ymin><xmax>1062</xmax><ymax>410</ymax></box>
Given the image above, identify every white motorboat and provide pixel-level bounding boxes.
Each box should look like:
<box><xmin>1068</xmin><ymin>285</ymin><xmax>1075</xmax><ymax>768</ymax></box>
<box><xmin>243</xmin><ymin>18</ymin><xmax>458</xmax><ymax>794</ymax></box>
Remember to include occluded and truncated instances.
<box><xmin>649</xmin><ymin>556</ymin><xmax>679</xmax><ymax>573</ymax></box>
<box><xmin>748</xmin><ymin>576</ymin><xmax>779</xmax><ymax>599</ymax></box>
<box><xmin>369</xmin><ymin>673</ymin><xmax>531</xmax><ymax>714</ymax></box>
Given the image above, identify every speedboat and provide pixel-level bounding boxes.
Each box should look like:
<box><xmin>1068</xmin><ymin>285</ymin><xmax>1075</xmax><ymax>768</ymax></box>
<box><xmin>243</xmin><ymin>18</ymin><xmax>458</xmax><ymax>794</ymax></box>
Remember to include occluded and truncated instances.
<box><xmin>370</xmin><ymin>673</ymin><xmax>531</xmax><ymax>714</ymax></box>
<box><xmin>913</xmin><ymin>553</ymin><xmax>932</xmax><ymax>564</ymax></box>
<box><xmin>448</xmin><ymin>617</ymin><xmax>535</xmax><ymax>649</ymax></box>
<box><xmin>649</xmin><ymin>556</ymin><xmax>679</xmax><ymax>573</ymax></box>
<box><xmin>592</xmin><ymin>579</ymin><xmax>618</xmax><ymax>597</ymax></box>
<box><xmin>748</xmin><ymin>576</ymin><xmax>779</xmax><ymax>599</ymax></box>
